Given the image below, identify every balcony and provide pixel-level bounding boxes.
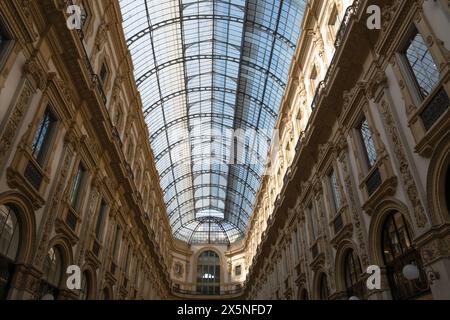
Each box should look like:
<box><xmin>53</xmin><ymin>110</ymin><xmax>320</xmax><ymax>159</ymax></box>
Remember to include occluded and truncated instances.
<box><xmin>67</xmin><ymin>1</ymin><xmax>107</xmax><ymax>107</ymax></box>
<box><xmin>310</xmin><ymin>1</ymin><xmax>361</xmax><ymax>112</ymax></box>
<box><xmin>334</xmin><ymin>3</ymin><xmax>360</xmax><ymax>49</ymax></box>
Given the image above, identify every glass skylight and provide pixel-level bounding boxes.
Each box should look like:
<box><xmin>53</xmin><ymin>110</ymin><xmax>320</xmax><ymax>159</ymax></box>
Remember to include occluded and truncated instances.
<box><xmin>119</xmin><ymin>0</ymin><xmax>306</xmax><ymax>244</ymax></box>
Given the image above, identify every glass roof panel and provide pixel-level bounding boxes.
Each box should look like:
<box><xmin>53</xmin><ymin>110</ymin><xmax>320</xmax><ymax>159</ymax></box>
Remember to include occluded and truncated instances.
<box><xmin>119</xmin><ymin>0</ymin><xmax>306</xmax><ymax>244</ymax></box>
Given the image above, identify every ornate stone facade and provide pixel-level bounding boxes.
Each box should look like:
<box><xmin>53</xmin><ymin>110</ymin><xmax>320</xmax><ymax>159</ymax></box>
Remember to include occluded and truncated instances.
<box><xmin>0</xmin><ymin>0</ymin><xmax>171</xmax><ymax>299</ymax></box>
<box><xmin>243</xmin><ymin>0</ymin><xmax>450</xmax><ymax>300</ymax></box>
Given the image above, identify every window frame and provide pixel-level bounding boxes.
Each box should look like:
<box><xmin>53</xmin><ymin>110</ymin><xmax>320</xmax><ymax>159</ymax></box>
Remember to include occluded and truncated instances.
<box><xmin>196</xmin><ymin>250</ymin><xmax>221</xmax><ymax>295</ymax></box>
<box><xmin>94</xmin><ymin>200</ymin><xmax>107</xmax><ymax>241</ymax></box>
<box><xmin>398</xmin><ymin>27</ymin><xmax>440</xmax><ymax>104</ymax></box>
<box><xmin>39</xmin><ymin>247</ymin><xmax>64</xmax><ymax>299</ymax></box>
<box><xmin>124</xmin><ymin>244</ymin><xmax>132</xmax><ymax>275</ymax></box>
<box><xmin>70</xmin><ymin>162</ymin><xmax>86</xmax><ymax>211</ymax></box>
<box><xmin>31</xmin><ymin>107</ymin><xmax>58</xmax><ymax>166</ymax></box>
<box><xmin>343</xmin><ymin>249</ymin><xmax>364</xmax><ymax>298</ymax></box>
<box><xmin>235</xmin><ymin>265</ymin><xmax>242</xmax><ymax>276</ymax></box>
<box><xmin>327</xmin><ymin>4</ymin><xmax>341</xmax><ymax>42</ymax></box>
<box><xmin>381</xmin><ymin>211</ymin><xmax>413</xmax><ymax>265</ymax></box>
<box><xmin>112</xmin><ymin>225</ymin><xmax>122</xmax><ymax>263</ymax></box>
<box><xmin>357</xmin><ymin>116</ymin><xmax>378</xmax><ymax>170</ymax></box>
<box><xmin>306</xmin><ymin>202</ymin><xmax>318</xmax><ymax>245</ymax></box>
<box><xmin>327</xmin><ymin>167</ymin><xmax>341</xmax><ymax>214</ymax></box>
<box><xmin>381</xmin><ymin>211</ymin><xmax>430</xmax><ymax>300</ymax></box>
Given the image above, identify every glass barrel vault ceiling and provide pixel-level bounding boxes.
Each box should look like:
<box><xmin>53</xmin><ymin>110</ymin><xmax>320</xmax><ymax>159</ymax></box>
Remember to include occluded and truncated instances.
<box><xmin>119</xmin><ymin>0</ymin><xmax>306</xmax><ymax>245</ymax></box>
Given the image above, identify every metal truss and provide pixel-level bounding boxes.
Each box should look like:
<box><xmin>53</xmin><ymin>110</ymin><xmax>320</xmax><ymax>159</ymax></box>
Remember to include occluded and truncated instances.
<box><xmin>162</xmin><ymin>169</ymin><xmax>259</xmax><ymax>196</ymax></box>
<box><xmin>136</xmin><ymin>54</ymin><xmax>285</xmax><ymax>89</ymax></box>
<box><xmin>126</xmin><ymin>15</ymin><xmax>296</xmax><ymax>50</ymax></box>
<box><xmin>165</xmin><ymin>183</ymin><xmax>254</xmax><ymax>212</ymax></box>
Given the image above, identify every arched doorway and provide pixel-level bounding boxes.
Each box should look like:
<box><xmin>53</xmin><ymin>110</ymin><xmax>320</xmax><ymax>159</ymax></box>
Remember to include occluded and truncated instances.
<box><xmin>381</xmin><ymin>211</ymin><xmax>429</xmax><ymax>300</ymax></box>
<box><xmin>343</xmin><ymin>249</ymin><xmax>365</xmax><ymax>299</ymax></box>
<box><xmin>0</xmin><ymin>204</ymin><xmax>20</xmax><ymax>300</ymax></box>
<box><xmin>37</xmin><ymin>247</ymin><xmax>64</xmax><ymax>299</ymax></box>
<box><xmin>196</xmin><ymin>250</ymin><xmax>220</xmax><ymax>295</ymax></box>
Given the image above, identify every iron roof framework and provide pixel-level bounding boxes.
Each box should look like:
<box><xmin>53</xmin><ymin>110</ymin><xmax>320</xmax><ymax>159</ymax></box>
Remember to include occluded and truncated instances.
<box><xmin>119</xmin><ymin>0</ymin><xmax>305</xmax><ymax>244</ymax></box>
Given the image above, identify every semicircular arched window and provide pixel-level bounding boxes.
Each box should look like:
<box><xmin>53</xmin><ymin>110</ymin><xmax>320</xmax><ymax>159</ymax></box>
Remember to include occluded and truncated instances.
<box><xmin>196</xmin><ymin>250</ymin><xmax>220</xmax><ymax>295</ymax></box>
<box><xmin>381</xmin><ymin>211</ymin><xmax>430</xmax><ymax>300</ymax></box>
<box><xmin>0</xmin><ymin>204</ymin><xmax>20</xmax><ymax>299</ymax></box>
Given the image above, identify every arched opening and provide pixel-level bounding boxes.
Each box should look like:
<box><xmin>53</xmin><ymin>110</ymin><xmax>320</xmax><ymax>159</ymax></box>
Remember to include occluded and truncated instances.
<box><xmin>445</xmin><ymin>165</ymin><xmax>450</xmax><ymax>216</ymax></box>
<box><xmin>343</xmin><ymin>249</ymin><xmax>365</xmax><ymax>299</ymax></box>
<box><xmin>319</xmin><ymin>273</ymin><xmax>329</xmax><ymax>300</ymax></box>
<box><xmin>79</xmin><ymin>271</ymin><xmax>90</xmax><ymax>300</ymax></box>
<box><xmin>298</xmin><ymin>287</ymin><xmax>309</xmax><ymax>300</ymax></box>
<box><xmin>381</xmin><ymin>211</ymin><xmax>430</xmax><ymax>300</ymax></box>
<box><xmin>0</xmin><ymin>204</ymin><xmax>20</xmax><ymax>300</ymax></box>
<box><xmin>196</xmin><ymin>250</ymin><xmax>220</xmax><ymax>295</ymax></box>
<box><xmin>38</xmin><ymin>247</ymin><xmax>64</xmax><ymax>299</ymax></box>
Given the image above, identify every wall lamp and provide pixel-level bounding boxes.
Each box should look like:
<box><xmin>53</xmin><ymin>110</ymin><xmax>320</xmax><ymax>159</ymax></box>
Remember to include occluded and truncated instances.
<box><xmin>403</xmin><ymin>263</ymin><xmax>441</xmax><ymax>285</ymax></box>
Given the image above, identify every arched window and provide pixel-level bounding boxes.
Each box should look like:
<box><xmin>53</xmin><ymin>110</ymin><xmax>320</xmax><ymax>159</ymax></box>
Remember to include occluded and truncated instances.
<box><xmin>38</xmin><ymin>247</ymin><xmax>63</xmax><ymax>299</ymax></box>
<box><xmin>381</xmin><ymin>211</ymin><xmax>429</xmax><ymax>300</ymax></box>
<box><xmin>343</xmin><ymin>249</ymin><xmax>365</xmax><ymax>299</ymax></box>
<box><xmin>79</xmin><ymin>272</ymin><xmax>89</xmax><ymax>300</ymax></box>
<box><xmin>196</xmin><ymin>250</ymin><xmax>220</xmax><ymax>295</ymax></box>
<box><xmin>319</xmin><ymin>273</ymin><xmax>329</xmax><ymax>300</ymax></box>
<box><xmin>0</xmin><ymin>204</ymin><xmax>20</xmax><ymax>300</ymax></box>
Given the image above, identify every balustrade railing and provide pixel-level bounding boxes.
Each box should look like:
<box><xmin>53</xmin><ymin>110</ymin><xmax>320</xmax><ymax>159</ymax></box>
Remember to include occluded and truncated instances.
<box><xmin>310</xmin><ymin>1</ymin><xmax>360</xmax><ymax>111</ymax></box>
<box><xmin>66</xmin><ymin>0</ymin><xmax>107</xmax><ymax>105</ymax></box>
